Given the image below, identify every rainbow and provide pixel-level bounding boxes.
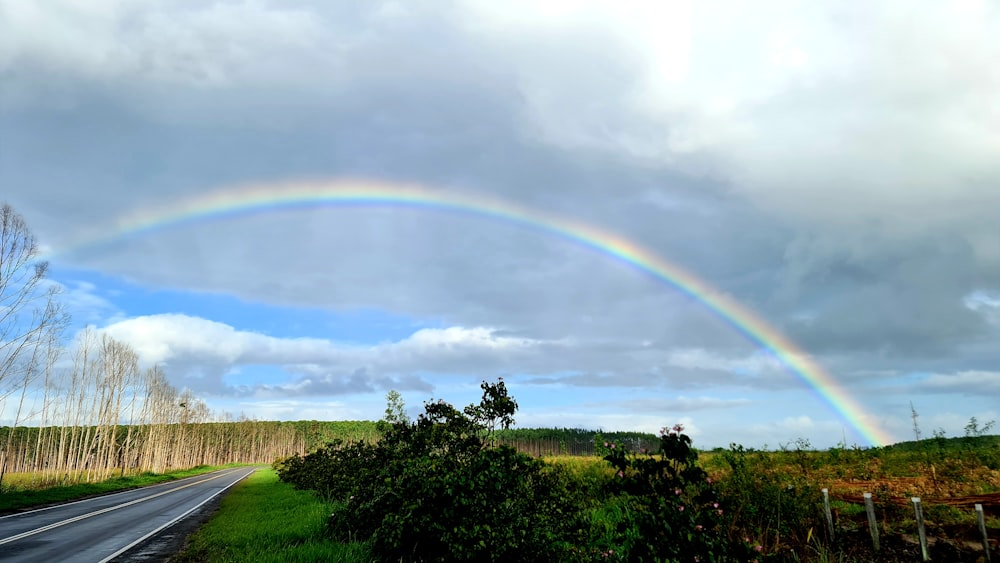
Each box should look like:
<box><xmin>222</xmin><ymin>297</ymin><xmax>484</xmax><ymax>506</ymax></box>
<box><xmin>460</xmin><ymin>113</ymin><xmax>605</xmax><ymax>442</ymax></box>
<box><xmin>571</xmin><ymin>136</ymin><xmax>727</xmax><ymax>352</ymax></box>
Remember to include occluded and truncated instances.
<box><xmin>57</xmin><ymin>179</ymin><xmax>893</xmax><ymax>446</ymax></box>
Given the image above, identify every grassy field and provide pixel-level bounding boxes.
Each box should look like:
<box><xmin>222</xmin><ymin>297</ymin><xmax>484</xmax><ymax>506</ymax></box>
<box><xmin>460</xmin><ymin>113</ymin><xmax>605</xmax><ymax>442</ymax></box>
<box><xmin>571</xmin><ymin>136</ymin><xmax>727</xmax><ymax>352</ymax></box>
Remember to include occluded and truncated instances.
<box><xmin>0</xmin><ymin>464</ymin><xmax>240</xmax><ymax>513</ymax></box>
<box><xmin>172</xmin><ymin>469</ymin><xmax>370</xmax><ymax>563</ymax></box>
<box><xmin>9</xmin><ymin>433</ymin><xmax>993</xmax><ymax>561</ymax></box>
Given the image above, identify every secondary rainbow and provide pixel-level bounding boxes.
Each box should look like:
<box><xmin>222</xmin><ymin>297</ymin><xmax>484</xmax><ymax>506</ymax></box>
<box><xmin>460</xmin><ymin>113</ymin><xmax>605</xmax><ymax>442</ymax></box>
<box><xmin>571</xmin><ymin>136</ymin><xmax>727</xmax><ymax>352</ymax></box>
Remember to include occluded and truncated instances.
<box><xmin>59</xmin><ymin>179</ymin><xmax>894</xmax><ymax>446</ymax></box>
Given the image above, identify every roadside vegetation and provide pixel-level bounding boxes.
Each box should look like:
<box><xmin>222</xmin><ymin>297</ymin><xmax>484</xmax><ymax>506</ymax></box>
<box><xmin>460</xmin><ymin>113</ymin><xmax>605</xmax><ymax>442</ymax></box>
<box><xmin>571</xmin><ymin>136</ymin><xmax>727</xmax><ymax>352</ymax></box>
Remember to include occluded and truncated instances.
<box><xmin>7</xmin><ymin>383</ymin><xmax>996</xmax><ymax>562</ymax></box>
<box><xmin>0</xmin><ymin>464</ymin><xmax>237</xmax><ymax>513</ymax></box>
<box><xmin>272</xmin><ymin>383</ymin><xmax>999</xmax><ymax>562</ymax></box>
<box><xmin>172</xmin><ymin>468</ymin><xmax>370</xmax><ymax>563</ymax></box>
<box><xmin>276</xmin><ymin>380</ymin><xmax>763</xmax><ymax>562</ymax></box>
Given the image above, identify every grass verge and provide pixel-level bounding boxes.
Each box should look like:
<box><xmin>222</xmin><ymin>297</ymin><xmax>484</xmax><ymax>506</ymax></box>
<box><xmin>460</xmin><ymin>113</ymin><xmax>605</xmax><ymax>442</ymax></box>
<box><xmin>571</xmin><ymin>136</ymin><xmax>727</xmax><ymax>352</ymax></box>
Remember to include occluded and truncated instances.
<box><xmin>172</xmin><ymin>468</ymin><xmax>369</xmax><ymax>563</ymax></box>
<box><xmin>0</xmin><ymin>465</ymin><xmax>240</xmax><ymax>513</ymax></box>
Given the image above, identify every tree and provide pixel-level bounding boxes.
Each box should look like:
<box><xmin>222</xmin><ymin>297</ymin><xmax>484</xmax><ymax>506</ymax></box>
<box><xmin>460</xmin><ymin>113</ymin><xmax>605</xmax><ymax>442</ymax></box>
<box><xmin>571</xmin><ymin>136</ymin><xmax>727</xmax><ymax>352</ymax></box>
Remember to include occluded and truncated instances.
<box><xmin>376</xmin><ymin>390</ymin><xmax>409</xmax><ymax>435</ymax></box>
<box><xmin>383</xmin><ymin>389</ymin><xmax>409</xmax><ymax>424</ymax></box>
<box><xmin>0</xmin><ymin>203</ymin><xmax>64</xmax><ymax>394</ymax></box>
<box><xmin>0</xmin><ymin>203</ymin><xmax>67</xmax><ymax>488</ymax></box>
<box><xmin>965</xmin><ymin>416</ymin><xmax>996</xmax><ymax>438</ymax></box>
<box><xmin>280</xmin><ymin>380</ymin><xmax>585</xmax><ymax>562</ymax></box>
<box><xmin>464</xmin><ymin>378</ymin><xmax>517</xmax><ymax>447</ymax></box>
<box><xmin>910</xmin><ymin>401</ymin><xmax>922</xmax><ymax>442</ymax></box>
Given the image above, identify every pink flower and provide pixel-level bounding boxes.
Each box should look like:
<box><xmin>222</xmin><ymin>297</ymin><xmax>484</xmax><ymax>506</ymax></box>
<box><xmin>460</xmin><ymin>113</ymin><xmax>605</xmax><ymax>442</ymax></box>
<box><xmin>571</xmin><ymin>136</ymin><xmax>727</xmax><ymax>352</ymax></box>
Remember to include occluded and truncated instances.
<box><xmin>695</xmin><ymin>525</ymin><xmax>703</xmax><ymax>531</ymax></box>
<box><xmin>713</xmin><ymin>503</ymin><xmax>719</xmax><ymax>509</ymax></box>
<box><xmin>617</xmin><ymin>470</ymin><xmax>624</xmax><ymax>478</ymax></box>
<box><xmin>755</xmin><ymin>545</ymin><xmax>763</xmax><ymax>552</ymax></box>
<box><xmin>706</xmin><ymin>477</ymin><xmax>712</xmax><ymax>484</ymax></box>
<box><xmin>678</xmin><ymin>505</ymin><xmax>685</xmax><ymax>512</ymax></box>
<box><xmin>603</xmin><ymin>442</ymin><xmax>609</xmax><ymax>448</ymax></box>
<box><xmin>674</xmin><ymin>488</ymin><xmax>681</xmax><ymax>496</ymax></box>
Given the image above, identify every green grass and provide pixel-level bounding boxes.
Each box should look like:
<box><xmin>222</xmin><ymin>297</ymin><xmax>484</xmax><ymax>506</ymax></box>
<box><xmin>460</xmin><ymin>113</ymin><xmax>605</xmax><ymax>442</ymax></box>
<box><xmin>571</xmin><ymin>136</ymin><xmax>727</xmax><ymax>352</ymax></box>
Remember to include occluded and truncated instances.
<box><xmin>829</xmin><ymin>500</ymin><xmax>866</xmax><ymax>518</ymax></box>
<box><xmin>173</xmin><ymin>468</ymin><xmax>369</xmax><ymax>563</ymax></box>
<box><xmin>543</xmin><ymin>455</ymin><xmax>613</xmax><ymax>479</ymax></box>
<box><xmin>0</xmin><ymin>464</ymin><xmax>240</xmax><ymax>513</ymax></box>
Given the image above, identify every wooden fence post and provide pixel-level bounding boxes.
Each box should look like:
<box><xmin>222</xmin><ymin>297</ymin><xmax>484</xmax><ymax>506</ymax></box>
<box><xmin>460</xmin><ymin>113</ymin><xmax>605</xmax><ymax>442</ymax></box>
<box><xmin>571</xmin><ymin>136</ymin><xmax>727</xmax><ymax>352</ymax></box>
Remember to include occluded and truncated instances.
<box><xmin>864</xmin><ymin>492</ymin><xmax>879</xmax><ymax>552</ymax></box>
<box><xmin>822</xmin><ymin>488</ymin><xmax>835</xmax><ymax>540</ymax></box>
<box><xmin>912</xmin><ymin>497</ymin><xmax>929</xmax><ymax>562</ymax></box>
<box><xmin>977</xmin><ymin>503</ymin><xmax>991</xmax><ymax>562</ymax></box>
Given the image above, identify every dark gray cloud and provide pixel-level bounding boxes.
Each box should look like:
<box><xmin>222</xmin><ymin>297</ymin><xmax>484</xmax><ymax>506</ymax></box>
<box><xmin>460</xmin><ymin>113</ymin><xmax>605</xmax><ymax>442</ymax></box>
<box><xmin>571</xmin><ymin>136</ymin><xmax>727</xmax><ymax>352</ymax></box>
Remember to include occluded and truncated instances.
<box><xmin>777</xmin><ymin>230</ymin><xmax>996</xmax><ymax>357</ymax></box>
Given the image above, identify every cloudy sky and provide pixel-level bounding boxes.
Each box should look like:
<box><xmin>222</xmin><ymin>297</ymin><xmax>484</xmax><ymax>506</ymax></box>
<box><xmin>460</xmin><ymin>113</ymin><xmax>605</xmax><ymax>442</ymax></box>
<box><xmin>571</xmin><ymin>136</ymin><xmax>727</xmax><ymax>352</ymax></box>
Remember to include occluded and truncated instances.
<box><xmin>2</xmin><ymin>0</ymin><xmax>998</xmax><ymax>448</ymax></box>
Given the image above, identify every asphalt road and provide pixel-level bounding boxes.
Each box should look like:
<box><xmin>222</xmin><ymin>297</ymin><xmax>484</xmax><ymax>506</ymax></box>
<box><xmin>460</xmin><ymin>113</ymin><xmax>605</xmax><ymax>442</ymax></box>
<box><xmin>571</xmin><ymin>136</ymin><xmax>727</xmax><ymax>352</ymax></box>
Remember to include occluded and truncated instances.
<box><xmin>0</xmin><ymin>467</ymin><xmax>256</xmax><ymax>563</ymax></box>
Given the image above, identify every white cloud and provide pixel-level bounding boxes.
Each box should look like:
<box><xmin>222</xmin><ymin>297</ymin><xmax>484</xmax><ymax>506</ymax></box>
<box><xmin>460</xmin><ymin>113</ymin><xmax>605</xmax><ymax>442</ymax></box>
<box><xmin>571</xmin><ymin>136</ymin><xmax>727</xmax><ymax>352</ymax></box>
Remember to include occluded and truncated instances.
<box><xmin>100</xmin><ymin>313</ymin><xmax>545</xmax><ymax>364</ymax></box>
<box><xmin>459</xmin><ymin>1</ymin><xmax>1000</xmax><ymax>231</ymax></box>
<box><xmin>743</xmin><ymin>416</ymin><xmax>847</xmax><ymax>449</ymax></box>
<box><xmin>965</xmin><ymin>291</ymin><xmax>1000</xmax><ymax>326</ymax></box>
<box><xmin>31</xmin><ymin>278</ymin><xmax>121</xmax><ymax>325</ymax></box>
<box><xmin>601</xmin><ymin>396</ymin><xmax>751</xmax><ymax>412</ymax></box>
<box><xmin>228</xmin><ymin>399</ymin><xmax>360</xmax><ymax>421</ymax></box>
<box><xmin>919</xmin><ymin>370</ymin><xmax>1000</xmax><ymax>395</ymax></box>
<box><xmin>667</xmin><ymin>348</ymin><xmax>785</xmax><ymax>377</ymax></box>
<box><xmin>778</xmin><ymin>415</ymin><xmax>814</xmax><ymax>432</ymax></box>
<box><xmin>397</xmin><ymin>326</ymin><xmax>538</xmax><ymax>352</ymax></box>
<box><xmin>95</xmin><ymin>313</ymin><xmax>554</xmax><ymax>396</ymax></box>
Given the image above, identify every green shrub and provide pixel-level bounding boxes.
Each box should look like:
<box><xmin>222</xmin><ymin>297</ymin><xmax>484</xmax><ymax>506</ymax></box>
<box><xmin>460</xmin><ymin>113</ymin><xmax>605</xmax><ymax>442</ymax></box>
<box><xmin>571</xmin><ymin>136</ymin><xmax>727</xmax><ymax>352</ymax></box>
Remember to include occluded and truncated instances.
<box><xmin>273</xmin><ymin>438</ymin><xmax>381</xmax><ymax>502</ymax></box>
<box><xmin>601</xmin><ymin>425</ymin><xmax>761</xmax><ymax>562</ymax></box>
<box><xmin>332</xmin><ymin>444</ymin><xmax>587</xmax><ymax>561</ymax></box>
<box><xmin>717</xmin><ymin>444</ymin><xmax>823</xmax><ymax>554</ymax></box>
<box><xmin>280</xmin><ymin>380</ymin><xmax>589</xmax><ymax>562</ymax></box>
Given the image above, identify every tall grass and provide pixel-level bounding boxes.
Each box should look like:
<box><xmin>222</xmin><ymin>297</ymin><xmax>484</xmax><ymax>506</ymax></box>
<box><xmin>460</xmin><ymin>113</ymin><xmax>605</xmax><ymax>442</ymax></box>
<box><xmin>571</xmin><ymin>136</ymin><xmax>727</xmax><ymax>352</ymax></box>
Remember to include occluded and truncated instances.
<box><xmin>0</xmin><ymin>464</ymin><xmax>237</xmax><ymax>513</ymax></box>
<box><xmin>173</xmin><ymin>469</ymin><xmax>369</xmax><ymax>563</ymax></box>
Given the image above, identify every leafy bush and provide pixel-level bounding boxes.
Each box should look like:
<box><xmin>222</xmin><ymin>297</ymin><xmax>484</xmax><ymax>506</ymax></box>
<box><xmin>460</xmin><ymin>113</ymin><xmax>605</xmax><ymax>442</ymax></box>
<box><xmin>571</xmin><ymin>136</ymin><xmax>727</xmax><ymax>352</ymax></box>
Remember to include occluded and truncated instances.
<box><xmin>334</xmin><ymin>443</ymin><xmax>588</xmax><ymax>561</ymax></box>
<box><xmin>602</xmin><ymin>425</ymin><xmax>761</xmax><ymax>562</ymax></box>
<box><xmin>279</xmin><ymin>380</ymin><xmax>589</xmax><ymax>562</ymax></box>
<box><xmin>717</xmin><ymin>444</ymin><xmax>823</xmax><ymax>555</ymax></box>
<box><xmin>278</xmin><ymin>383</ymin><xmax>813</xmax><ymax>561</ymax></box>
<box><xmin>273</xmin><ymin>438</ymin><xmax>380</xmax><ymax>502</ymax></box>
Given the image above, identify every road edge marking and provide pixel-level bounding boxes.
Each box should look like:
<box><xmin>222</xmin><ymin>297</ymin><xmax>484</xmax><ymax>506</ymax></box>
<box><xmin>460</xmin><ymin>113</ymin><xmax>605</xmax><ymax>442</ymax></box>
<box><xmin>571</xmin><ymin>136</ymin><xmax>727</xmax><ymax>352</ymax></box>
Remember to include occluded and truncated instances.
<box><xmin>0</xmin><ymin>470</ymin><xmax>242</xmax><ymax>546</ymax></box>
<box><xmin>98</xmin><ymin>467</ymin><xmax>258</xmax><ymax>563</ymax></box>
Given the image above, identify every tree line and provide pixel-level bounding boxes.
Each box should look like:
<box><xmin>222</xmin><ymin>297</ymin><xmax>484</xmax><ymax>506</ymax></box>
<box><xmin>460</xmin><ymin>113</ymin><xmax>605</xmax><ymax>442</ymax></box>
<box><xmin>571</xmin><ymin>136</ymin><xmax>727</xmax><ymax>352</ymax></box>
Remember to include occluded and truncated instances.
<box><xmin>0</xmin><ymin>203</ymin><xmax>343</xmax><ymax>488</ymax></box>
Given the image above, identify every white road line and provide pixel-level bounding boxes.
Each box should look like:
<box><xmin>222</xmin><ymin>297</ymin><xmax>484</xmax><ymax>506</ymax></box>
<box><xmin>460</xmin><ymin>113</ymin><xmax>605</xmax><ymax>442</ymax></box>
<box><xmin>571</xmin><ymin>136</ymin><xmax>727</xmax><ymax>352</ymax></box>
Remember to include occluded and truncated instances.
<box><xmin>0</xmin><ymin>470</ymin><xmax>241</xmax><ymax>546</ymax></box>
<box><xmin>98</xmin><ymin>467</ymin><xmax>257</xmax><ymax>563</ymax></box>
<box><xmin>0</xmin><ymin>468</ymin><xmax>243</xmax><ymax>521</ymax></box>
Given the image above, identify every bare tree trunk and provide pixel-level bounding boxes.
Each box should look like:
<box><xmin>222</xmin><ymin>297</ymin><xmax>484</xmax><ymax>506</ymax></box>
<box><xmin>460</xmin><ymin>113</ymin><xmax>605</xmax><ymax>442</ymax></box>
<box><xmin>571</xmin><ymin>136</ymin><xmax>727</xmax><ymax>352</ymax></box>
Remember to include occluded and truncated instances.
<box><xmin>0</xmin><ymin>295</ymin><xmax>64</xmax><ymax>487</ymax></box>
<box><xmin>0</xmin><ymin>203</ymin><xmax>66</xmax><ymax>488</ymax></box>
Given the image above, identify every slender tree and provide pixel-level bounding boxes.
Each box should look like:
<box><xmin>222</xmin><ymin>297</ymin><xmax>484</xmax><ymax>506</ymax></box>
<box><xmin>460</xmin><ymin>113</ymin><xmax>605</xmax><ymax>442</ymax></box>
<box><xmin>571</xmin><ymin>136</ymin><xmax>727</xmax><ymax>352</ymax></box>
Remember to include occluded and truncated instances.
<box><xmin>0</xmin><ymin>203</ymin><xmax>66</xmax><ymax>488</ymax></box>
